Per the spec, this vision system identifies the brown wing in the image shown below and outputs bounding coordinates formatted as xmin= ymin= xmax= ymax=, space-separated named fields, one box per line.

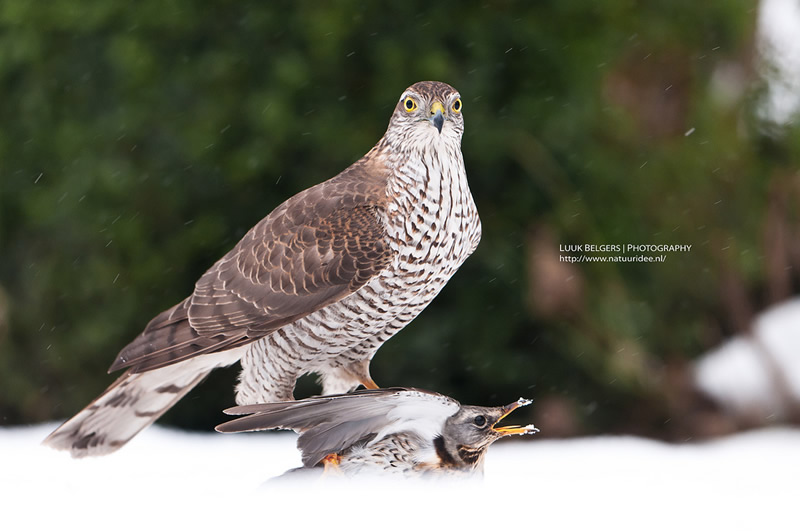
xmin=109 ymin=158 xmax=392 ymax=373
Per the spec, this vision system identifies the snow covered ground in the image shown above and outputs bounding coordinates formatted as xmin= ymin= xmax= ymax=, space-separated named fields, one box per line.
xmin=2 ymin=423 xmax=798 ymax=530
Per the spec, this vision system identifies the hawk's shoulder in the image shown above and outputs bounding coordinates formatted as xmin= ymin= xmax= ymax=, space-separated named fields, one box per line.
xmin=110 ymin=150 xmax=395 ymax=373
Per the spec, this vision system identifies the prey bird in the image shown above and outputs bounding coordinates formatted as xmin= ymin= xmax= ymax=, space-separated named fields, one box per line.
xmin=216 ymin=387 xmax=538 ymax=478
xmin=45 ymin=81 xmax=481 ymax=457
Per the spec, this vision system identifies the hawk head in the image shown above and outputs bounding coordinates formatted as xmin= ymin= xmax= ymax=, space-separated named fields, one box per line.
xmin=386 ymin=81 xmax=464 ymax=148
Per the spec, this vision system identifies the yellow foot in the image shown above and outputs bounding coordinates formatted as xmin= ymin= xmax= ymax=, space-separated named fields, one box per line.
xmin=322 ymin=453 xmax=343 ymax=476
xmin=360 ymin=377 xmax=379 ymax=390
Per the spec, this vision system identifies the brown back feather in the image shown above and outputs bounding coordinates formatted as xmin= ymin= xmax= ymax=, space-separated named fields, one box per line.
xmin=110 ymin=153 xmax=393 ymax=373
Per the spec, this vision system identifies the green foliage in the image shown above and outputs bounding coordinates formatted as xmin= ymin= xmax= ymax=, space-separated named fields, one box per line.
xmin=1 ymin=1 xmax=796 ymax=437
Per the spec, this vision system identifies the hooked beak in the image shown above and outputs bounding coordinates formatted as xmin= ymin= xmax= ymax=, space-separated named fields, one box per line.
xmin=429 ymin=101 xmax=445 ymax=133
xmin=492 ymin=398 xmax=539 ymax=437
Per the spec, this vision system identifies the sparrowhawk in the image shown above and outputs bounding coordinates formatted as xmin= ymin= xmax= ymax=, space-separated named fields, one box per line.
xmin=217 ymin=387 xmax=537 ymax=478
xmin=45 ymin=81 xmax=482 ymax=457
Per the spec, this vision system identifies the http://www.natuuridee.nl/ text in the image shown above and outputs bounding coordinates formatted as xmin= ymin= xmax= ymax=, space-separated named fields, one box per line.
xmin=558 ymin=243 xmax=692 ymax=263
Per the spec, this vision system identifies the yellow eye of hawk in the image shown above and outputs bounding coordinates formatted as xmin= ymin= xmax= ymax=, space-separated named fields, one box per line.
xmin=452 ymin=98 xmax=462 ymax=113
xmin=403 ymin=97 xmax=418 ymax=112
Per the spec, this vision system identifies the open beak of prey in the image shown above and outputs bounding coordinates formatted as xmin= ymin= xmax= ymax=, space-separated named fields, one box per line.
xmin=492 ymin=398 xmax=539 ymax=437
xmin=430 ymin=101 xmax=445 ymax=133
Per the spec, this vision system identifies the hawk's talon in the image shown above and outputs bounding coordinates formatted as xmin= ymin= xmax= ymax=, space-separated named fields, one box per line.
xmin=322 ymin=453 xmax=343 ymax=476
xmin=360 ymin=377 xmax=379 ymax=390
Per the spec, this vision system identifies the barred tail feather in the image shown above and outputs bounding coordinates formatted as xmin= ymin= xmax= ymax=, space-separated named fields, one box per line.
xmin=43 ymin=350 xmax=242 ymax=458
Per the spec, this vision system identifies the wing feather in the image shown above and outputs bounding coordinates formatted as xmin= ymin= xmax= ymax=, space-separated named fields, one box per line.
xmin=110 ymin=157 xmax=392 ymax=373
xmin=216 ymin=388 xmax=460 ymax=467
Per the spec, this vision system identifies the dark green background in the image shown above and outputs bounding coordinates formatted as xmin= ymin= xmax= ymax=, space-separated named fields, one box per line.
xmin=2 ymin=1 xmax=797 ymax=438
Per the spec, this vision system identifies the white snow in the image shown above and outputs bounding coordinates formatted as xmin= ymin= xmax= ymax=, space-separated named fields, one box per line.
xmin=758 ymin=0 xmax=800 ymax=124
xmin=2 ymin=423 xmax=798 ymax=530
xmin=695 ymin=298 xmax=800 ymax=421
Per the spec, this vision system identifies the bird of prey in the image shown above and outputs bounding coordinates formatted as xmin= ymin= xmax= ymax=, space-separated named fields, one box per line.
xmin=216 ymin=388 xmax=538 ymax=478
xmin=44 ymin=81 xmax=482 ymax=457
